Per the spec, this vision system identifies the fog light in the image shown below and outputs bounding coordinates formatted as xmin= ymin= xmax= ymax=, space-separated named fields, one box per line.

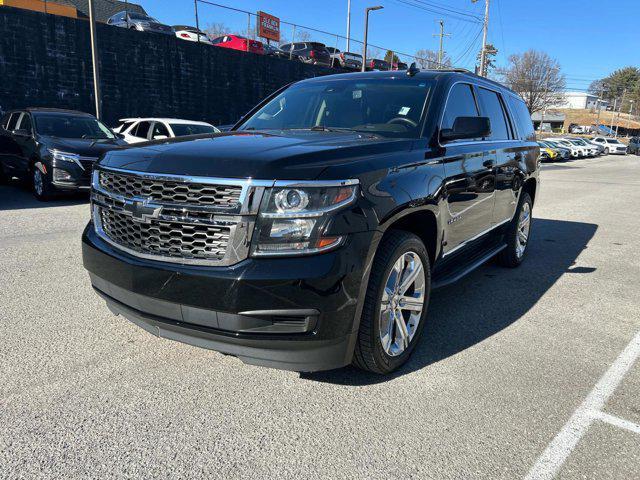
xmin=53 ymin=168 xmax=73 ymax=182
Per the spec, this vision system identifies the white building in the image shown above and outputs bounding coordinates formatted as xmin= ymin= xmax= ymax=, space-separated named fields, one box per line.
xmin=559 ymin=91 xmax=609 ymax=110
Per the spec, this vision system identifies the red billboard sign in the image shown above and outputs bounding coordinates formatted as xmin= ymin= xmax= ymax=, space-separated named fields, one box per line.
xmin=258 ymin=11 xmax=280 ymax=42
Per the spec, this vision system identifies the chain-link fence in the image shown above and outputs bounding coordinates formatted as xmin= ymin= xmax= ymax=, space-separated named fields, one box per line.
xmin=192 ymin=0 xmax=456 ymax=69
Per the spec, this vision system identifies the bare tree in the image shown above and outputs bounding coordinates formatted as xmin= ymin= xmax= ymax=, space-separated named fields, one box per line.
xmin=205 ymin=22 xmax=230 ymax=39
xmin=295 ymin=30 xmax=312 ymax=42
xmin=414 ymin=49 xmax=451 ymax=69
xmin=500 ymin=50 xmax=566 ymax=113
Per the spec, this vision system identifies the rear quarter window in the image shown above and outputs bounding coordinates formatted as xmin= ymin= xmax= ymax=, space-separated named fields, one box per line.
xmin=507 ymin=96 xmax=535 ymax=141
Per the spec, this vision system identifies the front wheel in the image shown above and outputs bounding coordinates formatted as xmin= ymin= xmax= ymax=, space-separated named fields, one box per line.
xmin=353 ymin=230 xmax=431 ymax=374
xmin=32 ymin=167 xmax=55 ymax=201
xmin=604 ymin=148 xmax=610 ymax=155
xmin=497 ymin=192 xmax=532 ymax=268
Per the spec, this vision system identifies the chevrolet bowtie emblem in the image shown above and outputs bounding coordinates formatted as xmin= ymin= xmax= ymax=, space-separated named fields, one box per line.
xmin=122 ymin=199 xmax=162 ymax=223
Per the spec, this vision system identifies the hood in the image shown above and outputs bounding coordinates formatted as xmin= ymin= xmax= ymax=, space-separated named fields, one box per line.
xmin=98 ymin=130 xmax=414 ymax=180
xmin=40 ymin=136 xmax=127 ymax=158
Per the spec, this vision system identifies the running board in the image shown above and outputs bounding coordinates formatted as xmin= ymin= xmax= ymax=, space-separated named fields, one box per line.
xmin=432 ymin=243 xmax=507 ymax=289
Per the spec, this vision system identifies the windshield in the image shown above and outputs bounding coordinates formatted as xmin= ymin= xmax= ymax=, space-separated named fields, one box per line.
xmin=238 ymin=78 xmax=432 ymax=138
xmin=129 ymin=13 xmax=157 ymax=22
xmin=605 ymin=138 xmax=621 ymax=144
xmin=35 ymin=115 xmax=115 ymax=139
xmin=170 ymin=123 xmax=218 ymax=136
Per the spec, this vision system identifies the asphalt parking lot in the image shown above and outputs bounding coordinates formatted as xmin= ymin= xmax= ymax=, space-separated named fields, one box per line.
xmin=1 ymin=154 xmax=639 ymax=479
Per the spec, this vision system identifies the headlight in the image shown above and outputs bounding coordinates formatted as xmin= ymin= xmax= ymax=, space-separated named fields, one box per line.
xmin=251 ymin=181 xmax=358 ymax=257
xmin=48 ymin=149 xmax=83 ymax=169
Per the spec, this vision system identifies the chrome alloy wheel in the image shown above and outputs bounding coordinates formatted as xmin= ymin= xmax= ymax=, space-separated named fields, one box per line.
xmin=379 ymin=251 xmax=426 ymax=357
xmin=516 ymin=201 xmax=531 ymax=259
xmin=33 ymin=169 xmax=44 ymax=196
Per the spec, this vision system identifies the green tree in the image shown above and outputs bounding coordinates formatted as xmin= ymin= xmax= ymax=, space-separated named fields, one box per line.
xmin=589 ymin=67 xmax=640 ymax=111
xmin=477 ymin=43 xmax=498 ymax=75
xmin=384 ymin=50 xmax=399 ymax=64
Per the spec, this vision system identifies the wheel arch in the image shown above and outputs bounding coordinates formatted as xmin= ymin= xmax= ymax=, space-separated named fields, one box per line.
xmin=522 ymin=177 xmax=537 ymax=206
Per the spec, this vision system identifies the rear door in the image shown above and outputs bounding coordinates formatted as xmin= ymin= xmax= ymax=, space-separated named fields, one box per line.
xmin=440 ymin=83 xmax=495 ymax=255
xmin=475 ymin=86 xmax=518 ymax=225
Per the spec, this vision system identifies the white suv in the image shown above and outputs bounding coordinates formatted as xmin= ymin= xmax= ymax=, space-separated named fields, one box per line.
xmin=113 ymin=118 xmax=220 ymax=144
xmin=590 ymin=137 xmax=628 ymax=155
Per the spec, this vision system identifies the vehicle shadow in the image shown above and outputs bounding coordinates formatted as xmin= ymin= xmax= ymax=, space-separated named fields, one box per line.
xmin=301 ymin=218 xmax=598 ymax=386
xmin=0 ymin=182 xmax=89 ymax=211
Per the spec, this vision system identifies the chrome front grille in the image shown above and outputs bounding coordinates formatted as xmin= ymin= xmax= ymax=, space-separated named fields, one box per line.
xmin=99 ymin=170 xmax=242 ymax=208
xmin=91 ymin=167 xmax=270 ymax=266
xmin=100 ymin=208 xmax=230 ymax=261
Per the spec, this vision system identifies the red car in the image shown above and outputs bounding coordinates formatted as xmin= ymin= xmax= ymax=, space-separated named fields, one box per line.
xmin=210 ymin=35 xmax=264 ymax=55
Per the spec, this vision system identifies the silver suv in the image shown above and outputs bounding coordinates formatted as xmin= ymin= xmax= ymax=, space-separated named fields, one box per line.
xmin=107 ymin=11 xmax=173 ymax=35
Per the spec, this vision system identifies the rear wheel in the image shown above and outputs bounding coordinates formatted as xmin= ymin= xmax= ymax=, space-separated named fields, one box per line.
xmin=353 ymin=230 xmax=431 ymax=374
xmin=497 ymin=192 xmax=532 ymax=268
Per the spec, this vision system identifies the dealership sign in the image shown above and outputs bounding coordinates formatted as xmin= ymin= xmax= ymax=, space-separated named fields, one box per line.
xmin=258 ymin=11 xmax=280 ymax=42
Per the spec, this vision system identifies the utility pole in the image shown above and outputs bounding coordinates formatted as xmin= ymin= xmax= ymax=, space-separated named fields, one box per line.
xmin=346 ymin=0 xmax=352 ymax=52
xmin=615 ymin=88 xmax=627 ymax=138
xmin=609 ymin=97 xmax=617 ymax=134
xmin=433 ymin=20 xmax=451 ymax=69
xmin=595 ymin=84 xmax=604 ymax=130
xmin=194 ymin=0 xmax=200 ymax=43
xmin=88 ymin=0 xmax=101 ymax=119
xmin=473 ymin=0 xmax=490 ymax=77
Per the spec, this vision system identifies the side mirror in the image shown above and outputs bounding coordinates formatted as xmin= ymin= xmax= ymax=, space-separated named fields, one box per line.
xmin=440 ymin=116 xmax=491 ymax=142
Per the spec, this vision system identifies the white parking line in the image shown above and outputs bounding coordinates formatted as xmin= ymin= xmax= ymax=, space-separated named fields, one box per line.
xmin=594 ymin=411 xmax=640 ymax=435
xmin=525 ymin=330 xmax=640 ymax=480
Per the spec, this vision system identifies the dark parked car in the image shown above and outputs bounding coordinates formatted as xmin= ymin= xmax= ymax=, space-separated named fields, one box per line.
xmin=279 ymin=42 xmax=331 ymax=66
xmin=107 ymin=11 xmax=173 ymax=35
xmin=628 ymin=136 xmax=640 ymax=155
xmin=367 ymin=58 xmax=390 ymax=71
xmin=83 ymin=70 xmax=539 ymax=374
xmin=264 ymin=43 xmax=299 ymax=60
xmin=0 ymin=108 xmax=126 ymax=200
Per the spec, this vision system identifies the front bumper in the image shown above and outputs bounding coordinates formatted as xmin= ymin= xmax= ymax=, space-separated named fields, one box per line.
xmin=82 ymin=224 xmax=374 ymax=371
xmin=51 ymin=163 xmax=92 ymax=191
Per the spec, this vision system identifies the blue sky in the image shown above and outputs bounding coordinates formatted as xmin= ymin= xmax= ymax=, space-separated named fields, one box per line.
xmin=138 ymin=0 xmax=638 ymax=91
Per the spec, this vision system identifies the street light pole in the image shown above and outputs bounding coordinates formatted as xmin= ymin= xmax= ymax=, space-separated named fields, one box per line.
xmin=346 ymin=0 xmax=351 ymax=52
xmin=433 ymin=20 xmax=451 ymax=69
xmin=361 ymin=6 xmax=383 ymax=72
xmin=88 ymin=0 xmax=101 ymax=120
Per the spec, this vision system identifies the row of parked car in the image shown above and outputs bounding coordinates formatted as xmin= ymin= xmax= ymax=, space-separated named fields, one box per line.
xmin=0 ymin=108 xmax=221 ymax=200
xmin=537 ymin=136 xmax=629 ymax=161
xmin=106 ymin=11 xmax=407 ymax=71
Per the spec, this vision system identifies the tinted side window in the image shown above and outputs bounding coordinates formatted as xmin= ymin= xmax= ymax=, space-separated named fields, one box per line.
xmin=6 ymin=113 xmax=20 ymax=131
xmin=477 ymin=88 xmax=510 ymax=140
xmin=151 ymin=122 xmax=170 ymax=138
xmin=507 ymin=96 xmax=535 ymax=141
xmin=18 ymin=113 xmax=32 ymax=133
xmin=442 ymin=83 xmax=479 ymax=131
xmin=133 ymin=121 xmax=152 ymax=139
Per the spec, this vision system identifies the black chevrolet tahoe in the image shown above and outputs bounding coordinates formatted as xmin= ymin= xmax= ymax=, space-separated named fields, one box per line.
xmin=82 ymin=69 xmax=539 ymax=374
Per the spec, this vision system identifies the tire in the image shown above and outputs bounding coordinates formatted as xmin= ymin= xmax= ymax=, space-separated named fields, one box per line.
xmin=32 ymin=166 xmax=55 ymax=201
xmin=353 ymin=230 xmax=431 ymax=374
xmin=604 ymin=148 xmax=610 ymax=155
xmin=497 ymin=192 xmax=532 ymax=268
